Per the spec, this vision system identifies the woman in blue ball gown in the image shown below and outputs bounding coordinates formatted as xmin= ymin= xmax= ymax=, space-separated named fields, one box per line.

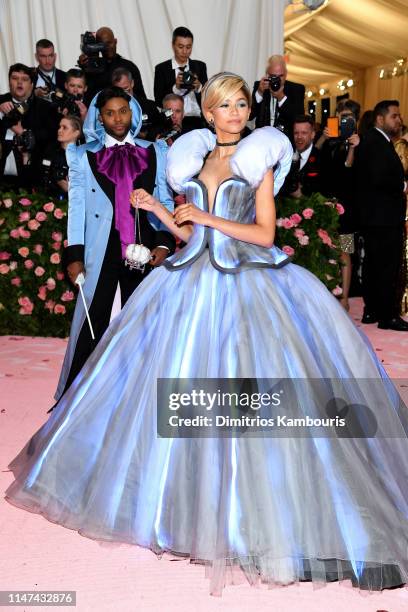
xmin=5 ymin=73 xmax=408 ymax=595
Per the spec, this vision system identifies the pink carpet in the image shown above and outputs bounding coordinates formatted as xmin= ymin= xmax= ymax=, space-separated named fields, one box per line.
xmin=1 ymin=298 xmax=408 ymax=611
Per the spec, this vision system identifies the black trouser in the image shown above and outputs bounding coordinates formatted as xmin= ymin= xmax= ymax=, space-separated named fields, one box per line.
xmin=361 ymin=226 xmax=404 ymax=322
xmin=62 ymin=227 xmax=150 ymax=395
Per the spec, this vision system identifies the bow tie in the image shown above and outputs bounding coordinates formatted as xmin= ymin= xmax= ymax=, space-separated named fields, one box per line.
xmin=96 ymin=143 xmax=151 ymax=258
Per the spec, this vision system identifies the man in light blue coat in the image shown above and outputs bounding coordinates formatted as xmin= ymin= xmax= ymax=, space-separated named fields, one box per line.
xmin=54 ymin=87 xmax=175 ymax=402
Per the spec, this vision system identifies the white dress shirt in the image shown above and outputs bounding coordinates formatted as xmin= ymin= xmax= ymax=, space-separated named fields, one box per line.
xmin=171 ymin=58 xmax=201 ymax=117
xmin=255 ymin=89 xmax=287 ymax=126
xmin=298 ymin=143 xmax=313 ymax=170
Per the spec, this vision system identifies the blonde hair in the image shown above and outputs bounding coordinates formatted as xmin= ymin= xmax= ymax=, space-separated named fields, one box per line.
xmin=201 ymin=72 xmax=251 ymax=119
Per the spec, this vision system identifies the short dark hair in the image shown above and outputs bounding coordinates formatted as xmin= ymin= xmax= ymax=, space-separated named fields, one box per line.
xmin=294 ymin=114 xmax=315 ymax=128
xmin=95 ymin=87 xmax=130 ymax=110
xmin=111 ymin=67 xmax=133 ymax=84
xmin=336 ymin=99 xmax=361 ymax=121
xmin=36 ymin=39 xmax=54 ymax=50
xmin=8 ymin=63 xmax=35 ymax=83
xmin=65 ymin=68 xmax=86 ymax=83
xmin=373 ymin=99 xmax=399 ymax=119
xmin=172 ymin=27 xmax=194 ymax=44
xmin=162 ymin=93 xmax=184 ymax=106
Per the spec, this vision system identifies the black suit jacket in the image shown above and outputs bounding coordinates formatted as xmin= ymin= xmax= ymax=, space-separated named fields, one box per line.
xmin=154 ymin=59 xmax=208 ymax=108
xmin=0 ymin=92 xmax=59 ymax=188
xmin=281 ymin=145 xmax=322 ymax=197
xmin=35 ymin=67 xmax=66 ymax=91
xmin=355 ymin=127 xmax=405 ymax=228
xmin=251 ymin=79 xmax=305 ymax=138
xmin=83 ymin=54 xmax=146 ymax=105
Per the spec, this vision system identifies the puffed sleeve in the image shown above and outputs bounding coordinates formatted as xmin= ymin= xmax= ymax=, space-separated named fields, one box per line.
xmin=166 ymin=128 xmax=216 ymax=193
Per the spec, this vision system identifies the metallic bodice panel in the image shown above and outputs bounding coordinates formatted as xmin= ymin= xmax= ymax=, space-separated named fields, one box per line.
xmin=164 ymin=178 xmax=290 ymax=273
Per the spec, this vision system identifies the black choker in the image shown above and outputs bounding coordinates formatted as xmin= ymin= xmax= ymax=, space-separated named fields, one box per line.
xmin=216 ymin=139 xmax=240 ymax=147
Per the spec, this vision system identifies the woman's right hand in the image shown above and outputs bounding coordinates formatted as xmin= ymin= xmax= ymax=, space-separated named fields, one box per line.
xmin=130 ymin=189 xmax=159 ymax=212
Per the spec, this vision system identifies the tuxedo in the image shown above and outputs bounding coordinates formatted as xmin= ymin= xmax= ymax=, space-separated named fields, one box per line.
xmin=154 ymin=58 xmax=208 ymax=108
xmin=355 ymin=127 xmax=406 ymax=322
xmin=0 ymin=92 xmax=59 ymax=188
xmin=251 ymin=79 xmax=305 ymax=140
xmin=55 ymin=97 xmax=175 ymax=401
xmin=282 ymin=144 xmax=321 ymax=197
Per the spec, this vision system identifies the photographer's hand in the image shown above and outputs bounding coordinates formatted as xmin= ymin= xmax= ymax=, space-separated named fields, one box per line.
xmin=75 ymin=100 xmax=88 ymax=120
xmin=271 ymin=82 xmax=285 ymax=102
xmin=0 ymin=101 xmax=14 ymax=114
xmin=34 ymin=87 xmax=49 ymax=99
xmin=57 ymin=179 xmax=69 ymax=193
xmin=77 ymin=54 xmax=89 ymax=68
xmin=11 ymin=121 xmax=24 ymax=136
xmin=193 ymin=75 xmax=202 ymax=92
xmin=257 ymin=77 xmax=270 ymax=96
xmin=175 ymin=71 xmax=185 ymax=89
xmin=348 ymin=133 xmax=360 ymax=149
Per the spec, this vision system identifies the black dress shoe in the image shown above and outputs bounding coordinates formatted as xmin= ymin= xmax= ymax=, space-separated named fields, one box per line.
xmin=378 ymin=317 xmax=408 ymax=331
xmin=361 ymin=310 xmax=378 ymax=324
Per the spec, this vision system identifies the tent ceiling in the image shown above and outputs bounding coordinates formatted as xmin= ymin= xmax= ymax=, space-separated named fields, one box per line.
xmin=284 ymin=0 xmax=408 ymax=85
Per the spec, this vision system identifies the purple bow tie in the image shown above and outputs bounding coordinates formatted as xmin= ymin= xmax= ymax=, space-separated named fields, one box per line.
xmin=96 ymin=143 xmax=151 ymax=258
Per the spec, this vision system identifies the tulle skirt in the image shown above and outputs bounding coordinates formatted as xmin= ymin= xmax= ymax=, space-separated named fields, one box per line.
xmin=5 ymin=252 xmax=408 ymax=594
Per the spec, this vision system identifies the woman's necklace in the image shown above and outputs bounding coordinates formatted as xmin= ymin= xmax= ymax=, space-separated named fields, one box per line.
xmin=215 ymin=139 xmax=240 ymax=147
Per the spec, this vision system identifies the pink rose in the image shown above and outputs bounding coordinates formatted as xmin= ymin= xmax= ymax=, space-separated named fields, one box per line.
xmin=52 ymin=231 xmax=63 ymax=242
xmin=0 ymin=263 xmax=10 ymax=274
xmin=298 ymin=234 xmax=310 ymax=246
xmin=61 ymin=290 xmax=75 ymax=302
xmin=34 ymin=266 xmax=45 ymax=277
xmin=56 ymin=272 xmax=65 ymax=281
xmin=46 ymin=278 xmax=56 ymax=290
xmin=282 ymin=245 xmax=295 ymax=256
xmin=336 ymin=203 xmax=345 ymax=215
xmin=43 ymin=202 xmax=55 ymax=212
xmin=38 ymin=285 xmax=47 ymax=301
xmin=19 ymin=198 xmax=32 ymax=207
xmin=52 ymin=242 xmax=61 ymax=251
xmin=35 ymin=211 xmax=47 ymax=222
xmin=10 ymin=229 xmax=20 ymax=239
xmin=24 ymin=259 xmax=34 ymax=269
xmin=302 ymin=208 xmax=314 ymax=219
xmin=332 ymin=286 xmax=343 ymax=296
xmin=3 ymin=198 xmax=13 ymax=208
xmin=45 ymin=299 xmax=55 ymax=312
xmin=294 ymin=228 xmax=305 ymax=238
xmin=276 ymin=218 xmax=284 ymax=228
xmin=18 ymin=227 xmax=31 ymax=238
xmin=54 ymin=303 xmax=66 ymax=315
xmin=18 ymin=296 xmax=34 ymax=315
xmin=50 ymin=253 xmax=61 ymax=264
xmin=0 ymin=251 xmax=11 ymax=260
xmin=329 ymin=259 xmax=337 ymax=264
xmin=282 ymin=218 xmax=294 ymax=229
xmin=18 ymin=247 xmax=29 ymax=258
xmin=317 ymin=228 xmax=333 ymax=247
xmin=11 ymin=277 xmax=21 ymax=286
xmin=9 ymin=261 xmax=17 ymax=270
xmin=28 ymin=219 xmax=41 ymax=231
xmin=290 ymin=213 xmax=302 ymax=226
xmin=19 ymin=211 xmax=30 ymax=222
xmin=54 ymin=208 xmax=64 ymax=219
xmin=33 ymin=244 xmax=43 ymax=255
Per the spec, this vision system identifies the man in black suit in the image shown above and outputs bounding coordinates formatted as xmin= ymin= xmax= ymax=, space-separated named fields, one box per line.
xmin=34 ymin=38 xmax=66 ymax=97
xmin=282 ymin=114 xmax=322 ymax=197
xmin=79 ymin=27 xmax=146 ymax=104
xmin=154 ymin=26 xmax=207 ymax=130
xmin=356 ymin=99 xmax=408 ymax=331
xmin=0 ymin=63 xmax=59 ymax=189
xmin=251 ymin=55 xmax=305 ymax=141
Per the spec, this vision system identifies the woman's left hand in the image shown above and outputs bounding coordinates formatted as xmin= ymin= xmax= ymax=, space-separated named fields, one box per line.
xmin=173 ymin=203 xmax=209 ymax=226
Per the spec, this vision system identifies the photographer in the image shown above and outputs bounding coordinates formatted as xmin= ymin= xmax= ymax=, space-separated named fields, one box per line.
xmin=0 ymin=63 xmax=59 ymax=189
xmin=78 ymin=27 xmax=146 ymax=104
xmin=154 ymin=26 xmax=208 ymax=130
xmin=34 ymin=39 xmax=66 ymax=99
xmin=62 ymin=69 xmax=88 ymax=120
xmin=282 ymin=115 xmax=321 ymax=198
xmin=41 ymin=115 xmax=82 ymax=196
xmin=251 ymin=55 xmax=305 ymax=141
xmin=319 ymin=99 xmax=361 ymax=311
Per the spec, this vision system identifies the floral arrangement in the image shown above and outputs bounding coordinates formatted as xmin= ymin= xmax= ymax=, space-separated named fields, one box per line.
xmin=274 ymin=192 xmax=343 ymax=295
xmin=0 ymin=191 xmax=75 ymax=337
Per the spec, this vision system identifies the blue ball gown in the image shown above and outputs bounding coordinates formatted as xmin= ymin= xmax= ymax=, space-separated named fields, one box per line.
xmin=5 ymin=128 xmax=408 ymax=595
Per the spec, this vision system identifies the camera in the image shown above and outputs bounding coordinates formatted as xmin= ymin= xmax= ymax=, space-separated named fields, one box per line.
xmin=13 ymin=130 xmax=35 ymax=152
xmin=2 ymin=101 xmax=29 ymax=129
xmin=140 ymin=106 xmax=174 ymax=141
xmin=42 ymin=154 xmax=69 ymax=192
xmin=179 ymin=68 xmax=195 ymax=90
xmin=49 ymin=90 xmax=82 ymax=116
xmin=80 ymin=32 xmax=107 ymax=73
xmin=267 ymin=75 xmax=282 ymax=92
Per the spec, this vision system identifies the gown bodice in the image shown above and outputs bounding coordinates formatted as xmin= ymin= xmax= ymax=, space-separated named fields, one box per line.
xmin=164 ymin=176 xmax=290 ymax=273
